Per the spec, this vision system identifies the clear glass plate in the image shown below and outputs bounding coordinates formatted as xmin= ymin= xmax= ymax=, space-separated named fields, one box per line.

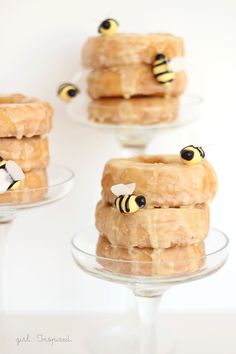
xmin=0 ymin=163 xmax=74 ymax=213
xmin=68 ymin=95 xmax=202 ymax=131
xmin=71 ymin=226 xmax=229 ymax=354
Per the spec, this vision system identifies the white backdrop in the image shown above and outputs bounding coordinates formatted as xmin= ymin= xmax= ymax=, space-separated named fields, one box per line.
xmin=0 ymin=0 xmax=236 ymax=313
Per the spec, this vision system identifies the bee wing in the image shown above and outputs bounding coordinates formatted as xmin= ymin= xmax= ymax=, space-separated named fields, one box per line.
xmin=169 ymin=57 xmax=185 ymax=72
xmin=111 ymin=183 xmax=136 ymax=196
xmin=5 ymin=161 xmax=25 ymax=181
xmin=0 ymin=169 xmax=11 ymax=193
xmin=125 ymin=183 xmax=136 ymax=195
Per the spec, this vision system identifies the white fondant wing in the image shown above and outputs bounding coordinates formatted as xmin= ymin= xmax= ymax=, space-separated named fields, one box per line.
xmin=111 ymin=183 xmax=136 ymax=196
xmin=125 ymin=183 xmax=136 ymax=195
xmin=0 ymin=169 xmax=12 ymax=193
xmin=5 ymin=161 xmax=25 ymax=181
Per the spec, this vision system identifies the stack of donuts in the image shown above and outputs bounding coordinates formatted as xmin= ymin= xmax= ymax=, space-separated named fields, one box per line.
xmin=82 ymin=20 xmax=187 ymax=125
xmin=0 ymin=94 xmax=53 ymax=203
xmin=96 ymin=147 xmax=218 ymax=276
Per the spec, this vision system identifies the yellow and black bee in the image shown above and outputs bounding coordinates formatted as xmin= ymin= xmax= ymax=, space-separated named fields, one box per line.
xmin=0 ymin=157 xmax=24 ymax=193
xmin=180 ymin=145 xmax=205 ymax=165
xmin=57 ymin=83 xmax=80 ymax=102
xmin=152 ymin=53 xmax=175 ymax=85
xmin=111 ymin=183 xmax=146 ymax=214
xmin=98 ymin=18 xmax=119 ymax=35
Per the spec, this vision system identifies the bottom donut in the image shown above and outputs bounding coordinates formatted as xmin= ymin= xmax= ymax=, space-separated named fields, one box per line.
xmin=96 ymin=235 xmax=205 ymax=277
xmin=0 ymin=168 xmax=48 ymax=204
xmin=89 ymin=97 xmax=179 ymax=125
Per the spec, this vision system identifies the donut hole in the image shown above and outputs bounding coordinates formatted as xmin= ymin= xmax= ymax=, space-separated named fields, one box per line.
xmin=131 ymin=155 xmax=180 ymax=165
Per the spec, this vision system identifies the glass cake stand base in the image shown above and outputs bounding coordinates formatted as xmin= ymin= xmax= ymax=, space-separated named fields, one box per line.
xmin=87 ymin=324 xmax=175 ymax=354
xmin=0 ymin=164 xmax=74 ymax=311
xmin=71 ymin=226 xmax=229 ymax=354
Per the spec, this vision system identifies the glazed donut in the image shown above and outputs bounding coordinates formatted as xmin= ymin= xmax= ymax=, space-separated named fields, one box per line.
xmin=89 ymin=97 xmax=179 ymax=125
xmin=0 ymin=168 xmax=48 ymax=204
xmin=102 ymin=155 xmax=218 ymax=207
xmin=96 ymin=201 xmax=209 ymax=249
xmin=82 ymin=33 xmax=184 ymax=69
xmin=87 ymin=66 xmax=187 ymax=99
xmin=0 ymin=94 xmax=53 ymax=139
xmin=0 ymin=136 xmax=49 ymax=172
xmin=96 ymin=236 xmax=205 ymax=276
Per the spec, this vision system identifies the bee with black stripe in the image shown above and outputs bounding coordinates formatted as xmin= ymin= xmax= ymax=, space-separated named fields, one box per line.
xmin=180 ymin=145 xmax=205 ymax=165
xmin=98 ymin=19 xmax=119 ymax=36
xmin=152 ymin=53 xmax=175 ymax=85
xmin=57 ymin=83 xmax=80 ymax=102
xmin=0 ymin=157 xmax=24 ymax=193
xmin=111 ymin=183 xmax=146 ymax=214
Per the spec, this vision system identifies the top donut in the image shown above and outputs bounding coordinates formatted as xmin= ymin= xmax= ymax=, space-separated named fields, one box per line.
xmin=101 ymin=154 xmax=218 ymax=207
xmin=82 ymin=33 xmax=185 ymax=69
xmin=0 ymin=94 xmax=53 ymax=139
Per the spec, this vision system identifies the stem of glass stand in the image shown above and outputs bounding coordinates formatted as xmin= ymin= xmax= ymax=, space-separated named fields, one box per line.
xmin=136 ymin=295 xmax=162 ymax=354
xmin=121 ymin=145 xmax=147 ymax=158
xmin=0 ymin=217 xmax=14 ymax=312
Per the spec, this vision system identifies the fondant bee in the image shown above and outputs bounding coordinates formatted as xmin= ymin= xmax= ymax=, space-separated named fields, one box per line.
xmin=111 ymin=183 xmax=146 ymax=214
xmin=57 ymin=83 xmax=80 ymax=102
xmin=180 ymin=145 xmax=205 ymax=165
xmin=98 ymin=19 xmax=119 ymax=36
xmin=0 ymin=157 xmax=24 ymax=193
xmin=152 ymin=53 xmax=175 ymax=85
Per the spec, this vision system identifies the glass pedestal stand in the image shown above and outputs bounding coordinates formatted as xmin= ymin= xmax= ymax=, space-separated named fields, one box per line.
xmin=67 ymin=95 xmax=202 ymax=157
xmin=0 ymin=164 xmax=74 ymax=311
xmin=71 ymin=226 xmax=229 ymax=354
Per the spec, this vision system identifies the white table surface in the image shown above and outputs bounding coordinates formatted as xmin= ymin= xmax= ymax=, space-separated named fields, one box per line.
xmin=1 ymin=312 xmax=235 ymax=354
